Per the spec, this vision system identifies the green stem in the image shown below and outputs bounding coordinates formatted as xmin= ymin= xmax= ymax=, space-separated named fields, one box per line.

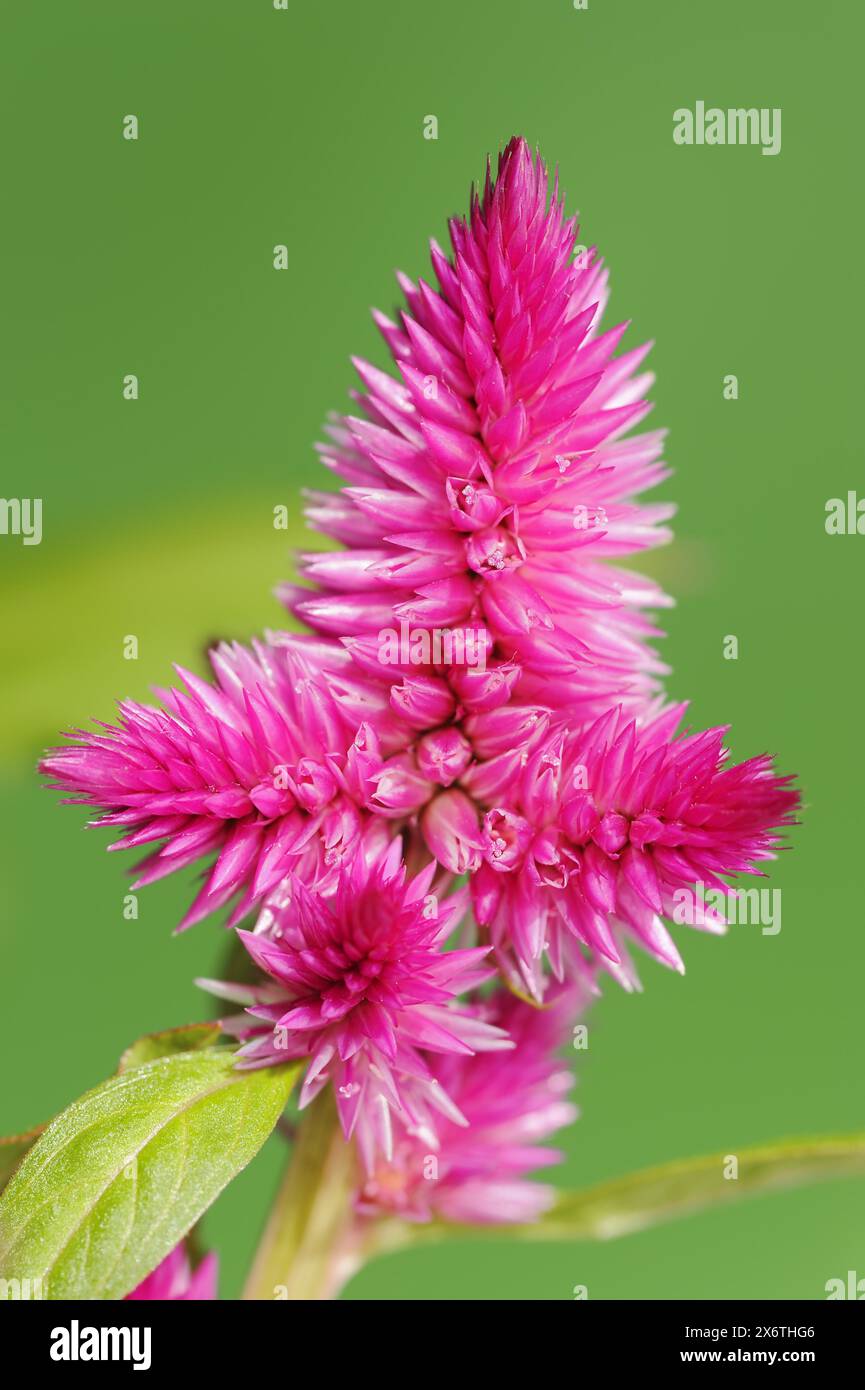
xmin=362 ymin=1129 xmax=865 ymax=1258
xmin=243 ymin=1090 xmax=359 ymax=1301
xmin=243 ymin=1122 xmax=865 ymax=1294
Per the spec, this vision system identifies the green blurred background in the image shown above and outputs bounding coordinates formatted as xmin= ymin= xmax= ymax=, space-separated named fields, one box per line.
xmin=2 ymin=0 xmax=862 ymax=1299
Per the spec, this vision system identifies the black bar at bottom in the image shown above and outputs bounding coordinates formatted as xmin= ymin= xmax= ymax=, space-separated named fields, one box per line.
xmin=0 ymin=1296 xmax=861 ymax=1373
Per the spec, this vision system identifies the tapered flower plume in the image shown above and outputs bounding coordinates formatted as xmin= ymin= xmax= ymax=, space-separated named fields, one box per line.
xmin=126 ymin=1244 xmax=217 ymax=1301
xmin=357 ymin=983 xmax=587 ymax=1224
xmin=203 ymin=839 xmax=512 ymax=1169
xmin=41 ymin=638 xmax=387 ymax=929
xmin=470 ymin=705 xmax=799 ymax=996
xmin=290 ymin=135 xmax=673 ymax=723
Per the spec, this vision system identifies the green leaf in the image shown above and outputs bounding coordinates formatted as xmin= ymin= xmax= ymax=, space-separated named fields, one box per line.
xmin=118 ymin=1021 xmax=223 ymax=1072
xmin=373 ymin=1131 xmax=865 ymax=1252
xmin=0 ymin=1025 xmax=223 ymax=1197
xmin=0 ymin=1049 xmax=302 ymax=1299
xmin=0 ymin=1127 xmax=45 ymax=1196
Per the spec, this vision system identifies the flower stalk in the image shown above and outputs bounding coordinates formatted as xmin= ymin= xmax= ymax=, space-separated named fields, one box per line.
xmin=360 ymin=1130 xmax=865 ymax=1260
xmin=243 ymin=1092 xmax=360 ymax=1301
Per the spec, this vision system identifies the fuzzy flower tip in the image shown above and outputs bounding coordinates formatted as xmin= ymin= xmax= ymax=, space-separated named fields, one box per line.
xmin=125 ymin=1245 xmax=217 ymax=1301
xmin=201 ymin=840 xmax=513 ymax=1170
xmin=357 ymin=984 xmax=586 ymax=1225
xmin=472 ymin=706 xmax=799 ymax=997
xmin=291 ymin=134 xmax=674 ymax=725
xmin=40 ymin=638 xmax=388 ymax=930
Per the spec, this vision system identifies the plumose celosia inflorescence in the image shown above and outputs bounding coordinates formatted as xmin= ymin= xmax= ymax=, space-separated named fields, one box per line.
xmin=201 ymin=841 xmax=512 ymax=1170
xmin=42 ymin=135 xmax=798 ymax=1217
xmin=356 ymin=982 xmax=587 ymax=1224
xmin=42 ymin=638 xmax=388 ymax=929
xmin=471 ymin=706 xmax=798 ymax=997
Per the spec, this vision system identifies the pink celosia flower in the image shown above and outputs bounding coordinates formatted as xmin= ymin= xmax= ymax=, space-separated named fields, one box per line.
xmin=470 ymin=706 xmax=799 ymax=996
xmin=357 ymin=984 xmax=587 ymax=1224
xmin=40 ymin=133 xmax=801 ymax=1182
xmin=201 ymin=839 xmax=513 ymax=1169
xmin=125 ymin=1244 xmax=217 ymax=1301
xmin=41 ymin=639 xmax=386 ymax=928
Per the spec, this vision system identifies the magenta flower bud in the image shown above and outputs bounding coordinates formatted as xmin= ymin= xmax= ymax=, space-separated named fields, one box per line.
xmin=395 ymin=576 xmax=476 ymax=627
xmin=369 ymin=754 xmax=434 ymax=816
xmin=486 ymin=399 xmax=529 ymax=457
xmin=206 ymin=786 xmax=256 ymax=818
xmin=579 ymin=842 xmax=617 ymax=915
xmin=450 ymin=660 xmax=520 ymax=713
xmin=460 ymin=747 xmax=526 ymax=802
xmin=416 ymin=727 xmax=473 ymax=786
xmin=421 ymin=788 xmax=482 ymax=874
xmin=465 ymin=526 xmax=522 ymax=575
xmin=442 ymin=625 xmax=493 ymax=672
xmin=248 ymin=780 xmax=294 ymax=819
xmin=340 ymin=722 xmax=384 ymax=800
xmin=463 ymin=704 xmax=549 ymax=759
xmin=389 ymin=674 xmax=456 ymax=729
xmin=621 ymin=844 xmax=663 ymax=914
xmin=318 ymin=801 xmax=364 ymax=871
xmin=420 ymin=417 xmax=488 ymax=474
xmin=560 ymin=791 xmax=599 ymax=844
xmin=445 ymin=477 xmax=507 ymax=532
xmin=529 ymin=827 xmax=567 ymax=887
xmin=591 ymin=811 xmax=630 ymax=856
xmin=482 ymin=808 xmax=533 ymax=871
xmin=630 ymin=811 xmax=664 ymax=849
xmin=291 ymin=758 xmax=338 ymax=813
